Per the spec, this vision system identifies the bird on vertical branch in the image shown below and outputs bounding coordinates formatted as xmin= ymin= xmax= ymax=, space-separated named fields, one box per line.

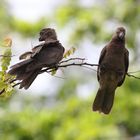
xmin=93 ymin=27 xmax=129 ymax=114
xmin=8 ymin=28 xmax=65 ymax=89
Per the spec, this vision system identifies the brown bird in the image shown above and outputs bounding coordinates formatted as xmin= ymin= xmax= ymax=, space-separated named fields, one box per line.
xmin=93 ymin=27 xmax=129 ymax=114
xmin=8 ymin=28 xmax=65 ymax=89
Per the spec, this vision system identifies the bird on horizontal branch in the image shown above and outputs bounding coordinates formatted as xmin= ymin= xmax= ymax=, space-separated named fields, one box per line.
xmin=8 ymin=28 xmax=65 ymax=89
xmin=92 ymin=27 xmax=129 ymax=114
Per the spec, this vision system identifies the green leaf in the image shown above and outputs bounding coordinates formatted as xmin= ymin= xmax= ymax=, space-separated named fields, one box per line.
xmin=63 ymin=47 xmax=76 ymax=58
xmin=51 ymin=68 xmax=57 ymax=76
xmin=1 ymin=48 xmax=12 ymax=71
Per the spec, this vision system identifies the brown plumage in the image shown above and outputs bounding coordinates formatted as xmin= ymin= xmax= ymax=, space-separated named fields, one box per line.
xmin=8 ymin=28 xmax=65 ymax=89
xmin=93 ymin=27 xmax=129 ymax=114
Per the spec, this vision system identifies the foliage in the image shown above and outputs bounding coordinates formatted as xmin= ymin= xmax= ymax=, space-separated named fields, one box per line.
xmin=63 ymin=47 xmax=76 ymax=58
xmin=0 ymin=0 xmax=13 ymax=37
xmin=0 ymin=91 xmax=140 ymax=140
xmin=10 ymin=17 xmax=47 ymax=38
xmin=55 ymin=0 xmax=140 ymax=50
xmin=0 ymin=38 xmax=14 ymax=97
xmin=0 ymin=0 xmax=48 ymax=38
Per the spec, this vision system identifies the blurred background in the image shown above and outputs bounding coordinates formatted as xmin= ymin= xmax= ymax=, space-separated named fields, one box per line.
xmin=0 ymin=0 xmax=140 ymax=139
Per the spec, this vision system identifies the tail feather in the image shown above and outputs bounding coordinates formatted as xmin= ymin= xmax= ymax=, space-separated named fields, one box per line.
xmin=92 ymin=88 xmax=105 ymax=112
xmin=8 ymin=59 xmax=40 ymax=89
xmin=8 ymin=59 xmax=33 ymax=75
xmin=19 ymin=69 xmax=41 ymax=89
xmin=102 ymin=90 xmax=115 ymax=114
xmin=92 ymin=88 xmax=115 ymax=114
xmin=16 ymin=70 xmax=34 ymax=80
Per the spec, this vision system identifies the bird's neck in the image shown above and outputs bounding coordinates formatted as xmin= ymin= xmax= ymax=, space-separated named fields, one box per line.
xmin=45 ymin=37 xmax=57 ymax=42
xmin=110 ymin=37 xmax=125 ymax=45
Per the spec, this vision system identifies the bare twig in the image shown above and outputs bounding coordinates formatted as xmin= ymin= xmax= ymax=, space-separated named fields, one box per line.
xmin=0 ymin=55 xmax=15 ymax=57
xmin=60 ymin=57 xmax=85 ymax=64
xmin=12 ymin=82 xmax=21 ymax=88
xmin=127 ymin=73 xmax=140 ymax=80
xmin=9 ymin=78 xmax=17 ymax=84
xmin=58 ymin=62 xmax=99 ymax=68
xmin=39 ymin=62 xmax=98 ymax=74
xmin=40 ymin=67 xmax=54 ymax=74
xmin=0 ymin=89 xmax=5 ymax=95
xmin=127 ymin=70 xmax=140 ymax=74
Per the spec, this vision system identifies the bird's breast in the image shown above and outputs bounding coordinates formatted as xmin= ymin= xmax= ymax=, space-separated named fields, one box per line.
xmin=102 ymin=46 xmax=125 ymax=71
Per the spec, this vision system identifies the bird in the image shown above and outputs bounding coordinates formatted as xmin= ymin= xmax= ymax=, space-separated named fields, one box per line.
xmin=92 ymin=27 xmax=129 ymax=114
xmin=8 ymin=28 xmax=65 ymax=89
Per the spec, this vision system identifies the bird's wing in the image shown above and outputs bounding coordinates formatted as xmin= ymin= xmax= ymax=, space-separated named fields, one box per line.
xmin=124 ymin=48 xmax=129 ymax=73
xmin=19 ymin=51 xmax=32 ymax=60
xmin=117 ymin=48 xmax=129 ymax=86
xmin=25 ymin=42 xmax=64 ymax=72
xmin=31 ymin=41 xmax=59 ymax=58
xmin=99 ymin=46 xmax=107 ymax=64
xmin=38 ymin=43 xmax=64 ymax=65
xmin=97 ymin=46 xmax=107 ymax=81
xmin=31 ymin=43 xmax=44 ymax=58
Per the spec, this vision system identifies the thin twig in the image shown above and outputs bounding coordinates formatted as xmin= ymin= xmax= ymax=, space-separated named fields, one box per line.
xmin=0 ymin=55 xmax=15 ymax=57
xmin=58 ymin=62 xmax=99 ymax=68
xmin=127 ymin=73 xmax=140 ymax=80
xmin=40 ymin=67 xmax=54 ymax=74
xmin=12 ymin=82 xmax=21 ymax=88
xmin=0 ymin=89 xmax=5 ymax=95
xmin=128 ymin=70 xmax=140 ymax=74
xmin=59 ymin=58 xmax=85 ymax=64
xmin=9 ymin=78 xmax=17 ymax=84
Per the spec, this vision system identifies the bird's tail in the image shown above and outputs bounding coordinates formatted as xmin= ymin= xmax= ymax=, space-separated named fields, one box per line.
xmin=92 ymin=87 xmax=115 ymax=114
xmin=19 ymin=68 xmax=41 ymax=89
xmin=8 ymin=59 xmax=40 ymax=89
xmin=8 ymin=59 xmax=33 ymax=77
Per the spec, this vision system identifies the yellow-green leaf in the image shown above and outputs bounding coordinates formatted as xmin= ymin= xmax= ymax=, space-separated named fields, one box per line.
xmin=3 ymin=37 xmax=12 ymax=47
xmin=63 ymin=47 xmax=76 ymax=58
xmin=51 ymin=68 xmax=57 ymax=76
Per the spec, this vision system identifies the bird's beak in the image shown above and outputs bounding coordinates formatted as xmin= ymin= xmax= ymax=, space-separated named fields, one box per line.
xmin=118 ymin=32 xmax=125 ymax=39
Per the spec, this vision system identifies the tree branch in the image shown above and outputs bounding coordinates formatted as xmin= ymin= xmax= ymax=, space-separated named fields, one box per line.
xmin=127 ymin=73 xmax=140 ymax=80
xmin=2 ymin=57 xmax=140 ymax=93
xmin=59 ymin=57 xmax=85 ymax=64
xmin=59 ymin=62 xmax=99 ymax=68
xmin=0 ymin=55 xmax=15 ymax=57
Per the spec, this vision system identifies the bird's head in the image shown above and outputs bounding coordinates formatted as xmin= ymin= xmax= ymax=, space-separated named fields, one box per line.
xmin=116 ymin=27 xmax=126 ymax=39
xmin=39 ymin=28 xmax=57 ymax=42
xmin=112 ymin=27 xmax=126 ymax=42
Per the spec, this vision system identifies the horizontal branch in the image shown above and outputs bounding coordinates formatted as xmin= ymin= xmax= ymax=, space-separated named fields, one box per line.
xmin=60 ymin=57 xmax=85 ymax=64
xmin=2 ymin=57 xmax=140 ymax=94
xmin=40 ymin=61 xmax=98 ymax=74
xmin=58 ymin=62 xmax=99 ymax=68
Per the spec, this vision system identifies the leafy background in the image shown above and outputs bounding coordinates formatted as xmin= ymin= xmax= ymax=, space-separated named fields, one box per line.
xmin=0 ymin=0 xmax=140 ymax=139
